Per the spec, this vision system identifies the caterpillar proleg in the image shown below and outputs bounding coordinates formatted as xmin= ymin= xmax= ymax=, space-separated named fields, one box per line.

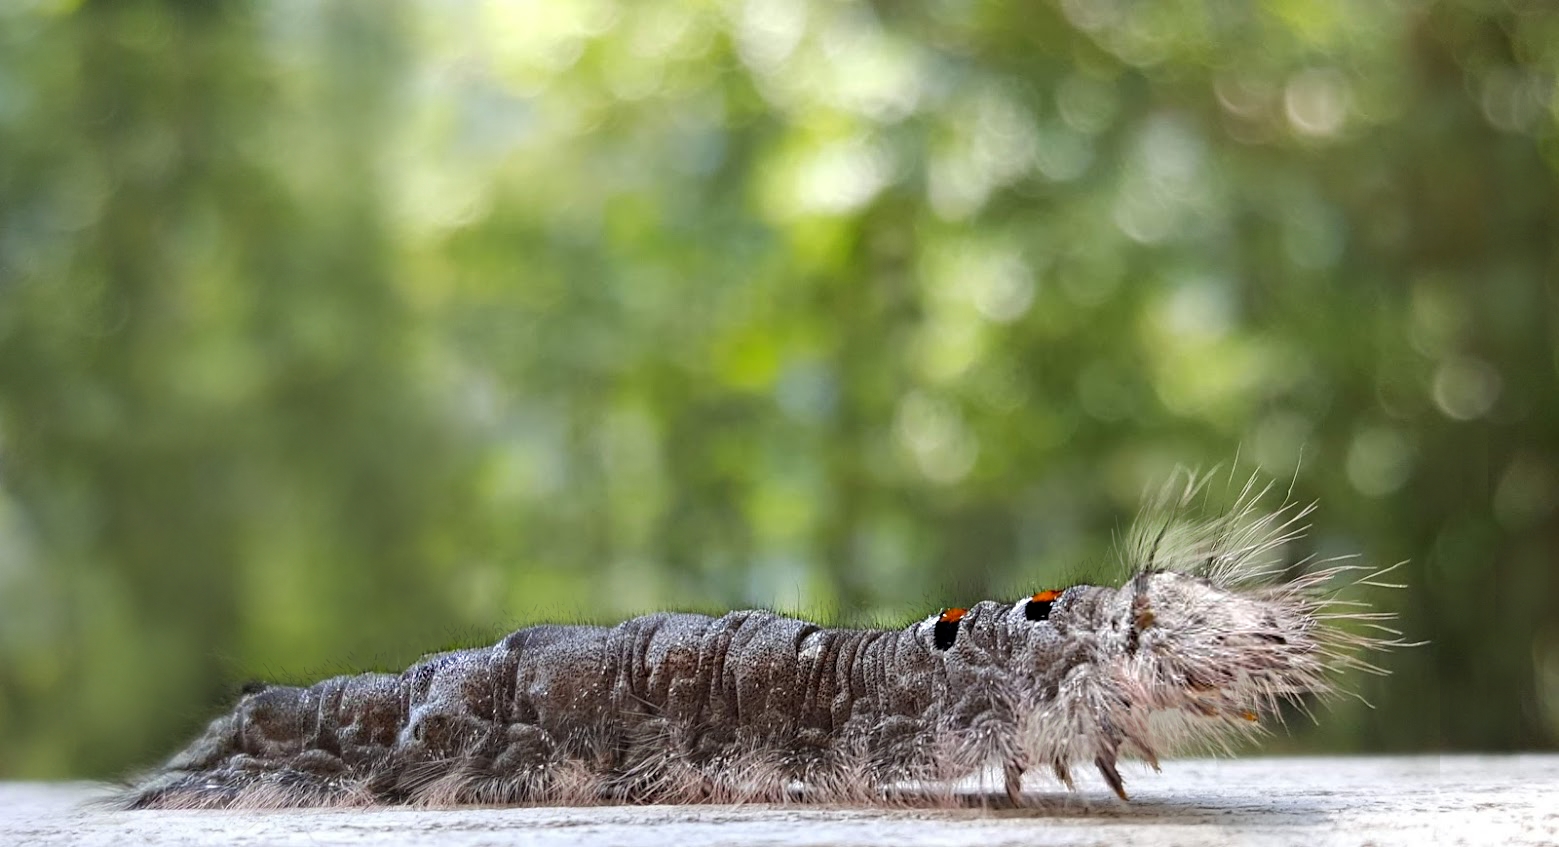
xmin=122 ymin=472 xmax=1404 ymax=809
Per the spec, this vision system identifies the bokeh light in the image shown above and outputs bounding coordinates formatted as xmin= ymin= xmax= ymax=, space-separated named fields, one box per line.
xmin=0 ymin=0 xmax=1556 ymax=779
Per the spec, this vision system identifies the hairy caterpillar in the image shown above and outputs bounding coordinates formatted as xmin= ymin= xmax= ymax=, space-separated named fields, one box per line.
xmin=121 ymin=473 xmax=1403 ymax=809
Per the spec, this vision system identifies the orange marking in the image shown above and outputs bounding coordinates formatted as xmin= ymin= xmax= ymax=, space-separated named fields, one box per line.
xmin=939 ymin=607 xmax=967 ymax=623
xmin=1032 ymin=589 xmax=1062 ymax=602
xmin=1241 ymin=711 xmax=1259 ymax=722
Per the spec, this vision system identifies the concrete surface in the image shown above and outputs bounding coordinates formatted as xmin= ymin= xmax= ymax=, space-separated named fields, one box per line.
xmin=2 ymin=755 xmax=1555 ymax=846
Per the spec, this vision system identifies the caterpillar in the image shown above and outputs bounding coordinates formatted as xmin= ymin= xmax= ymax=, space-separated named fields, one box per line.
xmin=120 ymin=472 xmax=1403 ymax=809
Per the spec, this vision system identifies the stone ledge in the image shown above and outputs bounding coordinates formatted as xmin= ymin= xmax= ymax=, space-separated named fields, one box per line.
xmin=4 ymin=755 xmax=1555 ymax=847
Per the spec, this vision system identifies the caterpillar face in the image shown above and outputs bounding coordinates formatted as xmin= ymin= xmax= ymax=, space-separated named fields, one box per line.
xmin=934 ymin=486 xmax=1392 ymax=804
xmin=985 ymin=549 xmax=1379 ymax=799
xmin=927 ymin=576 xmax=1316 ymax=800
xmin=1120 ymin=572 xmax=1325 ymax=714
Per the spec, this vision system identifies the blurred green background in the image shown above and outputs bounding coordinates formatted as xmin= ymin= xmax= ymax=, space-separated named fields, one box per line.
xmin=1 ymin=0 xmax=1556 ymax=781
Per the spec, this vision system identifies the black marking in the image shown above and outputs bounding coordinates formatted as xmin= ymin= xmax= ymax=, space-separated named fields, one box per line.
xmin=933 ymin=619 xmax=960 ymax=650
xmin=1024 ymin=599 xmax=1053 ymax=621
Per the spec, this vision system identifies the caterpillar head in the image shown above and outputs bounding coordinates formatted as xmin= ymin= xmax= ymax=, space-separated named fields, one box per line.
xmin=1116 ymin=570 xmax=1328 ymax=719
xmin=1007 ymin=473 xmax=1403 ymax=798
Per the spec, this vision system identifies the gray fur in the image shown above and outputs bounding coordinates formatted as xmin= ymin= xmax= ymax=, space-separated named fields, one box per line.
xmin=122 ymin=474 xmax=1401 ymax=809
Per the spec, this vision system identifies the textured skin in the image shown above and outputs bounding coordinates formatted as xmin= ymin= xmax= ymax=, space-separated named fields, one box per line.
xmin=123 ymin=478 xmax=1395 ymax=809
xmin=125 ymin=603 xmax=1049 ymax=807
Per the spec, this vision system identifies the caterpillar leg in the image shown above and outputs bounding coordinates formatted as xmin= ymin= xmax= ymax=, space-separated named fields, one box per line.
xmin=1095 ymin=754 xmax=1128 ymax=801
xmin=1051 ymin=759 xmax=1075 ymax=790
xmin=1003 ymin=761 xmax=1025 ymax=806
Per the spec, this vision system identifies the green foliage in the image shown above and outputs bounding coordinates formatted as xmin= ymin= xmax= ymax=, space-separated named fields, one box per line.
xmin=1 ymin=0 xmax=1555 ymax=778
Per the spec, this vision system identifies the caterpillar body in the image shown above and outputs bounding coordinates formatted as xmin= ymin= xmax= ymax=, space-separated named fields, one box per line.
xmin=123 ymin=474 xmax=1399 ymax=809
